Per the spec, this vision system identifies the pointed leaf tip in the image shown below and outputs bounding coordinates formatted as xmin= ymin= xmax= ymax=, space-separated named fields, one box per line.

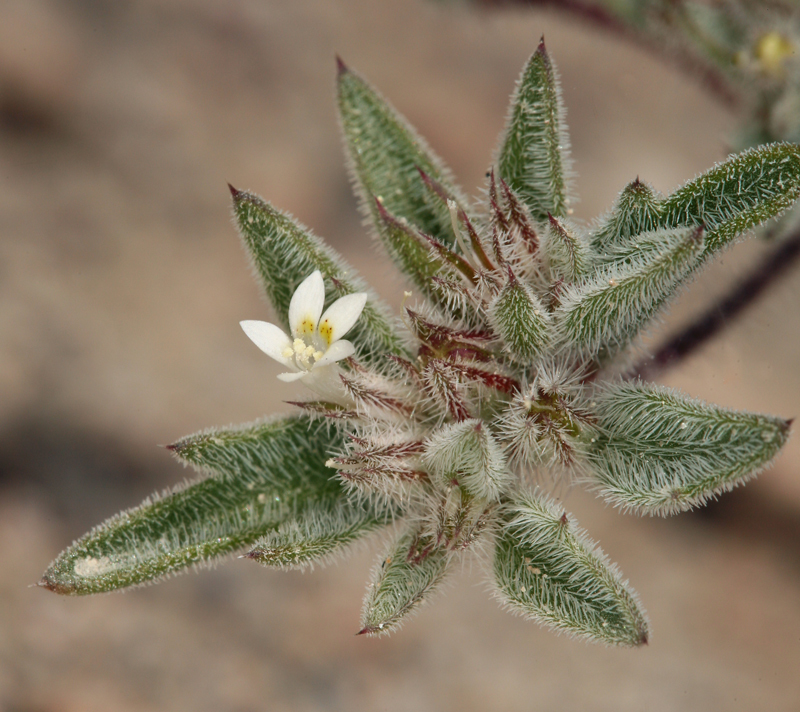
xmin=42 ymin=416 xmax=355 ymax=595
xmin=494 ymin=493 xmax=649 ymax=646
xmin=228 ymin=183 xmax=240 ymax=198
xmin=588 ymin=382 xmax=791 ymax=515
xmin=38 ymin=574 xmax=72 ymax=595
xmin=336 ymin=54 xmax=348 ymax=76
xmin=497 ymin=39 xmax=570 ymax=221
xmin=374 ymin=195 xmax=390 ymax=219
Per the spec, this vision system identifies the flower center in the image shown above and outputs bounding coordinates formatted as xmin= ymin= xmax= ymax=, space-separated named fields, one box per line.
xmin=283 ymin=338 xmax=324 ymax=371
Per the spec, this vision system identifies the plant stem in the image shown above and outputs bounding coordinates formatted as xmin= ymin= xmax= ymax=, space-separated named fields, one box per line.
xmin=632 ymin=229 xmax=800 ymax=380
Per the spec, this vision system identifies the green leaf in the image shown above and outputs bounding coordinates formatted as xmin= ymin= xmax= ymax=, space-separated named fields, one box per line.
xmin=587 ymin=382 xmax=792 ymax=515
xmin=490 ymin=271 xmax=552 ymax=363
xmin=496 ymin=38 xmax=572 ymax=222
xmin=41 ymin=416 xmax=356 ymax=594
xmin=591 ymin=179 xmax=663 ymax=255
xmin=556 ymin=225 xmax=704 ymax=356
xmin=544 ymin=214 xmax=590 ymax=282
xmin=493 ymin=492 xmax=649 ymax=646
xmin=359 ymin=527 xmax=450 ymax=636
xmin=660 ymin=143 xmax=800 ymax=256
xmin=337 ymin=59 xmax=468 ymax=251
xmin=423 ymin=419 xmax=509 ymax=501
xmin=373 ymin=198 xmax=454 ymax=307
xmin=245 ymin=496 xmax=391 ymax=570
xmin=231 ymin=187 xmax=406 ymax=366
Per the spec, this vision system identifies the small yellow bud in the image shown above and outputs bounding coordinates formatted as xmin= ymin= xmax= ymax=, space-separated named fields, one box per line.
xmin=755 ymin=32 xmax=795 ymax=76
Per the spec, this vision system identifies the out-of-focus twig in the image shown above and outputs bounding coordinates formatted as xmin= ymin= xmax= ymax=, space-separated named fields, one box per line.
xmin=632 ymin=228 xmax=800 ymax=381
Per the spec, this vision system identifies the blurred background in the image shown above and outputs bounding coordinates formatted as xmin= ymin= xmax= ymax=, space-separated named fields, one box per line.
xmin=2 ymin=1 xmax=799 ymax=710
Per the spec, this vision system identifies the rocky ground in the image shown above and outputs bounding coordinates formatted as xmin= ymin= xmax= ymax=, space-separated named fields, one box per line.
xmin=2 ymin=1 xmax=799 ymax=710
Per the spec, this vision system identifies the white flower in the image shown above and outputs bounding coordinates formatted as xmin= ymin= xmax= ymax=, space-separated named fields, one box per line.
xmin=240 ymin=270 xmax=367 ymax=383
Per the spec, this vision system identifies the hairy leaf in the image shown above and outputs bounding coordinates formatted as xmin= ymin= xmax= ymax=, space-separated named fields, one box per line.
xmin=557 ymin=226 xmax=704 ymax=356
xmin=660 ymin=143 xmax=800 ymax=255
xmin=496 ymin=38 xmax=572 ymax=222
xmin=359 ymin=528 xmax=450 ymax=636
xmin=544 ymin=214 xmax=590 ymax=282
xmin=41 ymin=416 xmax=360 ymax=594
xmin=591 ymin=179 xmax=663 ymax=255
xmin=246 ymin=496 xmax=391 ymax=570
xmin=373 ymin=198 xmax=455 ymax=307
xmin=231 ymin=187 xmax=406 ymax=365
xmin=587 ymin=382 xmax=792 ymax=515
xmin=337 ymin=60 xmax=469 ymax=250
xmin=490 ymin=271 xmax=552 ymax=363
xmin=423 ymin=419 xmax=509 ymax=501
xmin=493 ymin=492 xmax=649 ymax=646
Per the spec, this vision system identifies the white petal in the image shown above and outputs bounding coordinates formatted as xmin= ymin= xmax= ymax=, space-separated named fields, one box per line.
xmin=317 ymin=292 xmax=368 ymax=345
xmin=289 ymin=270 xmax=325 ymax=339
xmin=313 ymin=339 xmax=356 ymax=368
xmin=240 ymin=320 xmax=294 ymax=367
xmin=277 ymin=370 xmax=308 ymax=382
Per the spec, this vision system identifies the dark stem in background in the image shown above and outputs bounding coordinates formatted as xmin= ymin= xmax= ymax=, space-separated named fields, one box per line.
xmin=476 ymin=0 xmax=740 ymax=106
xmin=632 ymin=230 xmax=800 ymax=381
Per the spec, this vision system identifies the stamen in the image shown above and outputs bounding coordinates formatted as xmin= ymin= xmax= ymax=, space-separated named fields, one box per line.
xmin=293 ymin=338 xmax=315 ymax=370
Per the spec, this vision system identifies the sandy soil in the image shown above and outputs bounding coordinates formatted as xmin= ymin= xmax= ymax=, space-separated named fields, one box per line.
xmin=2 ymin=1 xmax=799 ymax=710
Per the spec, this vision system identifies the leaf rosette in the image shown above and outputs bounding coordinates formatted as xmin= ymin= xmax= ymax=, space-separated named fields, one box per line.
xmin=43 ymin=40 xmax=797 ymax=646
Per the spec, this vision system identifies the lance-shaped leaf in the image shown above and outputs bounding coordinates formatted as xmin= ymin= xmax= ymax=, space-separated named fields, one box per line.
xmin=556 ymin=225 xmax=704 ymax=356
xmin=544 ymin=214 xmax=590 ymax=282
xmin=498 ymin=178 xmax=540 ymax=255
xmin=40 ymin=416 xmax=375 ymax=594
xmin=591 ymin=178 xmax=663 ymax=255
xmin=359 ymin=527 xmax=450 ymax=636
xmin=231 ymin=188 xmax=406 ymax=366
xmin=490 ymin=269 xmax=552 ymax=363
xmin=586 ymin=382 xmax=792 ymax=516
xmin=493 ymin=492 xmax=649 ymax=646
xmin=337 ymin=59 xmax=469 ymax=251
xmin=245 ymin=497 xmax=391 ymax=571
xmin=373 ymin=198 xmax=454 ymax=307
xmin=496 ymin=38 xmax=572 ymax=222
xmin=660 ymin=143 xmax=800 ymax=256
xmin=423 ymin=419 xmax=509 ymax=501
xmin=418 ymin=169 xmax=496 ymax=271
